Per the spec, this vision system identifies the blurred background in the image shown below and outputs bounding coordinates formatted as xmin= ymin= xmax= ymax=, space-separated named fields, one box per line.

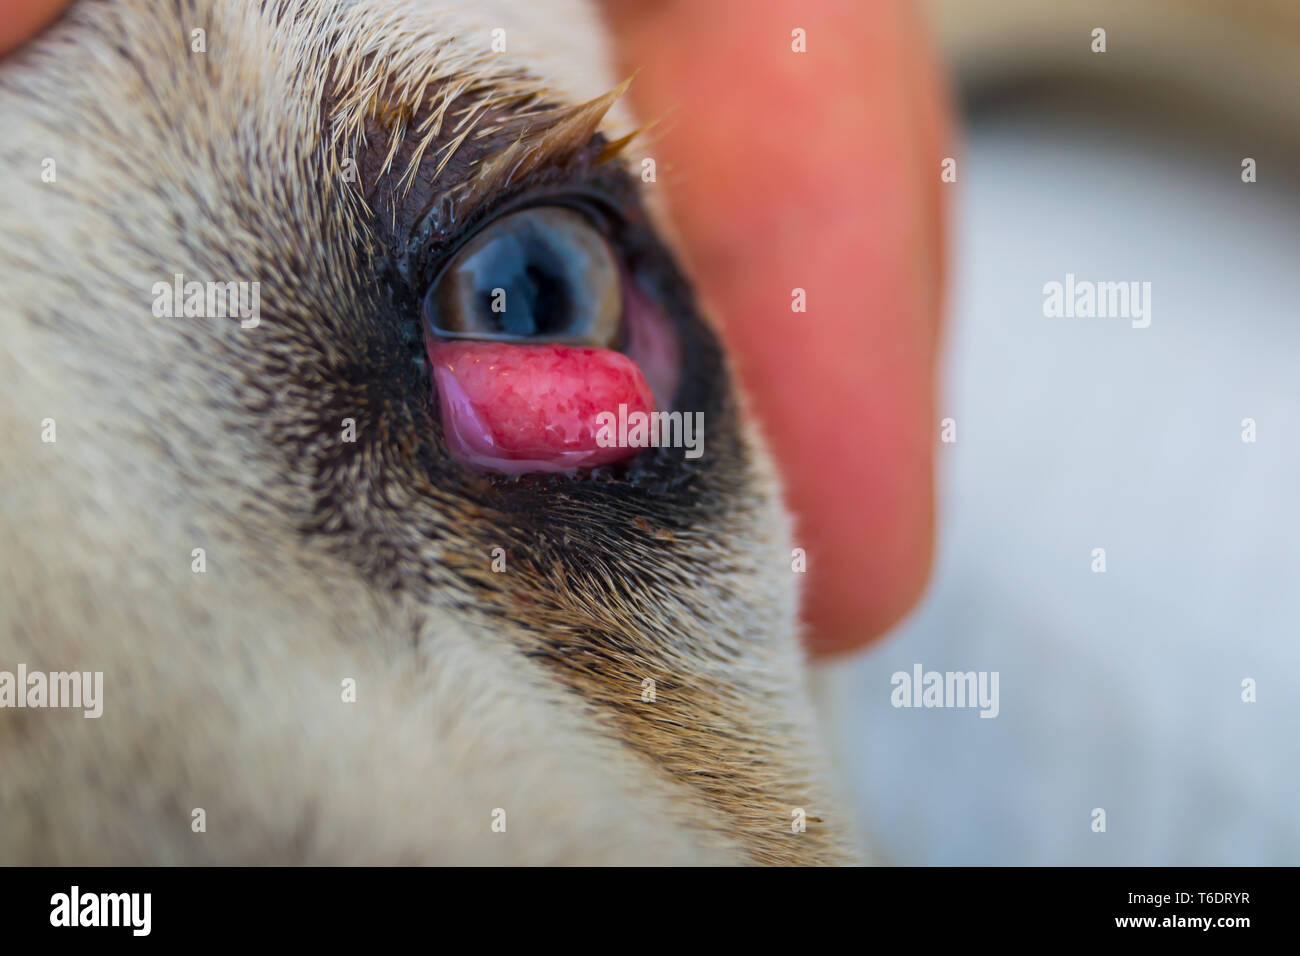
xmin=813 ymin=0 xmax=1300 ymax=864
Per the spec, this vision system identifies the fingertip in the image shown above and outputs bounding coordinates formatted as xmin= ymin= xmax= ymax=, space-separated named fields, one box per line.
xmin=0 ymin=0 xmax=73 ymax=58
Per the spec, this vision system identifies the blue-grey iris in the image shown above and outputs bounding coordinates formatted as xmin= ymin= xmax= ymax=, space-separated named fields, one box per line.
xmin=425 ymin=206 xmax=622 ymax=347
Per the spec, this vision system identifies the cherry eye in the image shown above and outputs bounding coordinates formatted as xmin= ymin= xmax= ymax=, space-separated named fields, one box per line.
xmin=423 ymin=206 xmax=623 ymax=348
xmin=420 ymin=201 xmax=681 ymax=476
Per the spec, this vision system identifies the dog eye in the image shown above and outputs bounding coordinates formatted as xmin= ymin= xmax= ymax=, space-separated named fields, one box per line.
xmin=422 ymin=206 xmax=623 ymax=348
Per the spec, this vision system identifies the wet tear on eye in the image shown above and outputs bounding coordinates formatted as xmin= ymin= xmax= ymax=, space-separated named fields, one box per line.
xmin=428 ymin=340 xmax=655 ymax=475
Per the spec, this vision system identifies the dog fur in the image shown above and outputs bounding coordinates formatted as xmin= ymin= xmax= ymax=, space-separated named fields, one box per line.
xmin=0 ymin=0 xmax=855 ymax=864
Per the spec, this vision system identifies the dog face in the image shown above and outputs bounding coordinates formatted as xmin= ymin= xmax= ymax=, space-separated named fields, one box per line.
xmin=0 ymin=0 xmax=854 ymax=864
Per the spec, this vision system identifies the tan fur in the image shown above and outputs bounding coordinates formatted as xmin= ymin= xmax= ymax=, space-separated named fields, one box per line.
xmin=0 ymin=0 xmax=856 ymax=864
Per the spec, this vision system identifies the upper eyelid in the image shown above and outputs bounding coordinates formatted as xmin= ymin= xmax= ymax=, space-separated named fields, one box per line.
xmin=433 ymin=79 xmax=632 ymax=210
xmin=339 ymin=78 xmax=638 ymax=253
xmin=397 ymin=143 xmax=638 ymax=290
xmin=419 ymin=180 xmax=625 ymax=259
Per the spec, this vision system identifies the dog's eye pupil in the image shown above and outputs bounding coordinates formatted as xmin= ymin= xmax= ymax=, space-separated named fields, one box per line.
xmin=424 ymin=206 xmax=623 ymax=348
xmin=492 ymin=261 xmax=568 ymax=337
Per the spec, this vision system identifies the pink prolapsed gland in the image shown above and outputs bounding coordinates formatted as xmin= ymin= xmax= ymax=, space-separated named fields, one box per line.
xmin=428 ymin=340 xmax=656 ymax=474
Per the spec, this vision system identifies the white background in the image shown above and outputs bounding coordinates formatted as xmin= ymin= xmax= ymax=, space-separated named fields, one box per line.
xmin=814 ymin=104 xmax=1300 ymax=864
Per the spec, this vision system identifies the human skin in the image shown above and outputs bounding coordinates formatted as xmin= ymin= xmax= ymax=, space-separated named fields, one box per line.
xmin=598 ymin=0 xmax=950 ymax=656
xmin=0 ymin=0 xmax=68 ymax=56
xmin=2 ymin=0 xmax=950 ymax=657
